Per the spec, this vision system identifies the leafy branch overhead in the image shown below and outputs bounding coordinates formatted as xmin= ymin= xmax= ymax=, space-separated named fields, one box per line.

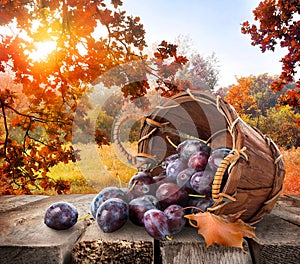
xmin=241 ymin=0 xmax=300 ymax=109
xmin=0 ymin=0 xmax=190 ymax=194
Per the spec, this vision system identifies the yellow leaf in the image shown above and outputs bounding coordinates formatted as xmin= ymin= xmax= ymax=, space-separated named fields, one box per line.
xmin=184 ymin=210 xmax=256 ymax=249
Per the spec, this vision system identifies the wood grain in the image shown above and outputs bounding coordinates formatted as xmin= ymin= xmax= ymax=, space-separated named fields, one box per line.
xmin=0 ymin=194 xmax=299 ymax=264
xmin=248 ymin=213 xmax=300 ymax=264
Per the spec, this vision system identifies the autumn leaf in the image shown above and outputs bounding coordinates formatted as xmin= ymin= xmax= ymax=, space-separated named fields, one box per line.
xmin=184 ymin=210 xmax=256 ymax=249
xmin=242 ymin=0 xmax=300 ymax=108
xmin=111 ymin=0 xmax=123 ymax=8
xmin=98 ymin=9 xmax=114 ymax=25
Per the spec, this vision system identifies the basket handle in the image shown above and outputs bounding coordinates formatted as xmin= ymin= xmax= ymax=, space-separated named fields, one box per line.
xmin=113 ymin=113 xmax=161 ymax=170
xmin=211 ymin=147 xmax=248 ymax=203
xmin=112 ymin=113 xmax=143 ymax=166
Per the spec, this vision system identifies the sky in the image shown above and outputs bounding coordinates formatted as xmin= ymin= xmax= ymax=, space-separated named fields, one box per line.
xmin=121 ymin=0 xmax=287 ymax=88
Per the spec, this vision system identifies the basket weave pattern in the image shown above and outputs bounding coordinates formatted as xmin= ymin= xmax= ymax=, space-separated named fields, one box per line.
xmin=137 ymin=90 xmax=285 ymax=224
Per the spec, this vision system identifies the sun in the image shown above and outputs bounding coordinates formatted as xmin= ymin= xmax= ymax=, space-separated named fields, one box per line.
xmin=29 ymin=41 xmax=57 ymax=62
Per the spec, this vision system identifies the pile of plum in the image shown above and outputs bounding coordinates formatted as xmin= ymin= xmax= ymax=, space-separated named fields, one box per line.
xmin=90 ymin=139 xmax=231 ymax=240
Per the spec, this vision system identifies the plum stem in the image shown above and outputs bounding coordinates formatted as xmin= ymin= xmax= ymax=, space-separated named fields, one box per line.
xmin=78 ymin=213 xmax=91 ymax=221
xmin=126 ymin=180 xmax=137 ymax=194
xmin=116 ymin=172 xmax=123 ymax=188
xmin=188 ymin=194 xmax=206 ymax=198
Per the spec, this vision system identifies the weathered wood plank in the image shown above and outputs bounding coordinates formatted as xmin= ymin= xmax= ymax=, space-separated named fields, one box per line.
xmin=1 ymin=194 xmax=299 ymax=264
xmin=159 ymin=226 xmax=252 ymax=264
xmin=248 ymin=213 xmax=300 ymax=264
xmin=271 ymin=194 xmax=300 ymax=226
xmin=0 ymin=194 xmax=94 ymax=264
xmin=72 ymin=218 xmax=154 ymax=263
xmin=0 ymin=195 xmax=49 ymax=213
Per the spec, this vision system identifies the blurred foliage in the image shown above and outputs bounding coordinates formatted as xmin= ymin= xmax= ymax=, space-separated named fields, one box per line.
xmin=223 ymin=74 xmax=300 ymax=148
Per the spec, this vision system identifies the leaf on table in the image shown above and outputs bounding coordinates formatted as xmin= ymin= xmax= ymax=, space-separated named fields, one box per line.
xmin=184 ymin=210 xmax=256 ymax=249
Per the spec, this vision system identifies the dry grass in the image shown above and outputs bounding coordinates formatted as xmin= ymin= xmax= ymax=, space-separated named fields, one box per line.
xmin=47 ymin=142 xmax=138 ymax=194
xmin=46 ymin=144 xmax=299 ymax=196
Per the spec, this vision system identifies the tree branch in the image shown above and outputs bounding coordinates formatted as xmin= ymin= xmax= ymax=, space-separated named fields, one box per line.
xmin=1 ymin=103 xmax=9 ymax=158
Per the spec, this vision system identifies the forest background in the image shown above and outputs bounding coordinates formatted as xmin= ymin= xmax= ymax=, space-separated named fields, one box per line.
xmin=0 ymin=0 xmax=299 ymax=195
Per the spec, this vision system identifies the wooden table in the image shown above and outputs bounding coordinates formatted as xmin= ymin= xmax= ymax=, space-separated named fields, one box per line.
xmin=0 ymin=194 xmax=299 ymax=264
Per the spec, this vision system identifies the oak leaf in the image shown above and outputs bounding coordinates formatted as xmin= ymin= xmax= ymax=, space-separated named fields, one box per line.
xmin=184 ymin=210 xmax=256 ymax=249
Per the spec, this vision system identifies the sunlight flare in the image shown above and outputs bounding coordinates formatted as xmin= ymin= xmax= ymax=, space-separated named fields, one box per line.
xmin=29 ymin=41 xmax=57 ymax=61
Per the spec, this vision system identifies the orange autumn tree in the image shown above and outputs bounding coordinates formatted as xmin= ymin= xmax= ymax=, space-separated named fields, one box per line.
xmin=225 ymin=74 xmax=300 ymax=148
xmin=0 ymin=0 xmax=188 ymax=194
xmin=225 ymin=73 xmax=284 ymax=118
xmin=224 ymin=76 xmax=256 ymax=115
xmin=241 ymin=0 xmax=300 ymax=109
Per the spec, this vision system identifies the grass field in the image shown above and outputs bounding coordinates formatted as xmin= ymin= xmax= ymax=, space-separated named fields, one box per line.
xmin=46 ymin=143 xmax=300 ymax=195
xmin=47 ymin=142 xmax=138 ymax=194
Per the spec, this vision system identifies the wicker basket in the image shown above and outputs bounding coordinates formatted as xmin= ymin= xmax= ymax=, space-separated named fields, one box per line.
xmin=135 ymin=90 xmax=285 ymax=224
